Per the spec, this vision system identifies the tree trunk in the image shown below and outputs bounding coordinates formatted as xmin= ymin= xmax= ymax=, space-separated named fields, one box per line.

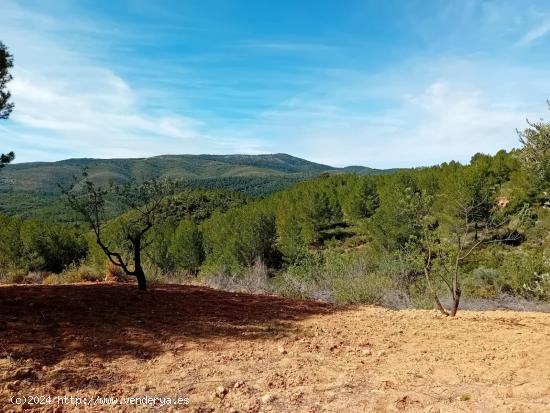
xmin=449 ymin=289 xmax=461 ymax=317
xmin=424 ymin=261 xmax=449 ymax=316
xmin=432 ymin=292 xmax=449 ymax=316
xmin=132 ymin=236 xmax=147 ymax=291
xmin=135 ymin=267 xmax=147 ymax=291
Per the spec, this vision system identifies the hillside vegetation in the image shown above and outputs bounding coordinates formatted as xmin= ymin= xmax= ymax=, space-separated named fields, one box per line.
xmin=1 ymin=142 xmax=549 ymax=314
xmin=0 ymin=153 xmax=394 ymax=219
xmin=0 ymin=113 xmax=549 ymax=313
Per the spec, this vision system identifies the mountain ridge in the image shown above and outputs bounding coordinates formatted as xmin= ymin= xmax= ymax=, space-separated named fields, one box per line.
xmin=1 ymin=153 xmax=395 ymax=193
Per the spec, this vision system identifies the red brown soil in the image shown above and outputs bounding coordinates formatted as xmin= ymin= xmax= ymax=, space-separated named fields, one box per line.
xmin=1 ymin=283 xmax=549 ymax=412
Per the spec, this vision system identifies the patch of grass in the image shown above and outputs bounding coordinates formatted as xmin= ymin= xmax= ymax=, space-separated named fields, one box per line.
xmin=43 ymin=264 xmax=104 ymax=285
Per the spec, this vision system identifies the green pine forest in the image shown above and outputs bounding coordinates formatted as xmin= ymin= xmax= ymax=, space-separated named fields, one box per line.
xmin=1 ymin=117 xmax=549 ymax=313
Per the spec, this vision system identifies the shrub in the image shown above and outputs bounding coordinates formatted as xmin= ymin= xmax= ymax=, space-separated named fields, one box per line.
xmin=330 ymin=272 xmax=392 ymax=305
xmin=44 ymin=263 xmax=104 ymax=284
xmin=104 ymin=261 xmax=128 ymax=283
xmin=498 ymin=251 xmax=549 ymax=297
xmin=19 ymin=219 xmax=87 ymax=273
xmin=273 ymin=250 xmax=394 ymax=305
xmin=238 ymin=258 xmax=272 ymax=294
xmin=323 ymin=251 xmax=393 ymax=305
xmin=461 ymin=267 xmax=500 ymax=299
xmin=0 ymin=269 xmax=26 ymax=284
xmin=169 ymin=219 xmax=204 ymax=274
xmin=523 ymin=272 xmax=550 ymax=301
xmin=202 ymin=258 xmax=272 ymax=294
xmin=23 ymin=272 xmax=46 ymax=284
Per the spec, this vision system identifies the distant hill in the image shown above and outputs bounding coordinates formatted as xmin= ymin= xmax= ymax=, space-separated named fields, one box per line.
xmin=0 ymin=153 xmax=394 ymax=192
xmin=0 ymin=153 xmax=396 ymax=219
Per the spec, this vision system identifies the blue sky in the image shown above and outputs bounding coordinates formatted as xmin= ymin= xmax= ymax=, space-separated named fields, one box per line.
xmin=0 ymin=0 xmax=549 ymax=168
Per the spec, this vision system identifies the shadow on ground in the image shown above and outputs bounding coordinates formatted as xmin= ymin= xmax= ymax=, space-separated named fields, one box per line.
xmin=0 ymin=283 xmax=334 ymax=367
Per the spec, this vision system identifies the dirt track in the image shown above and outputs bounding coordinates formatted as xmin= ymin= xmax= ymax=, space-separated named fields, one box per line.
xmin=1 ymin=283 xmax=549 ymax=412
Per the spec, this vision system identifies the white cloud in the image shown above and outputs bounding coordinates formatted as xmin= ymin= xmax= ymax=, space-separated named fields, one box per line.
xmin=6 ymin=65 xmax=208 ymax=160
xmin=516 ymin=17 xmax=550 ymax=45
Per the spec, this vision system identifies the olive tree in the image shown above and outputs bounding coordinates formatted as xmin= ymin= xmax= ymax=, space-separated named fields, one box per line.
xmin=63 ymin=172 xmax=175 ymax=290
xmin=421 ymin=167 xmax=520 ymax=316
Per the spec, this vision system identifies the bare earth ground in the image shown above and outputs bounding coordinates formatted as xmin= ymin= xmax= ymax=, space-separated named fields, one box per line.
xmin=1 ymin=283 xmax=550 ymax=412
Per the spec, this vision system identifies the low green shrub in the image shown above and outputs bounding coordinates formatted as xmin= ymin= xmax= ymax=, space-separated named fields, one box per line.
xmin=462 ymin=267 xmax=501 ymax=299
xmin=497 ymin=251 xmax=549 ymax=297
xmin=523 ymin=271 xmax=550 ymax=301
xmin=272 ymin=250 xmax=394 ymax=305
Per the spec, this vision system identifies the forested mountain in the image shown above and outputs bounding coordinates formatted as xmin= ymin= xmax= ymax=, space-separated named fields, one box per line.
xmin=0 ymin=153 xmax=395 ymax=218
xmin=0 ymin=153 xmax=393 ymax=192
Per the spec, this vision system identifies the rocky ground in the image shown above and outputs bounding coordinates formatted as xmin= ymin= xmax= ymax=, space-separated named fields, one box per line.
xmin=1 ymin=283 xmax=549 ymax=412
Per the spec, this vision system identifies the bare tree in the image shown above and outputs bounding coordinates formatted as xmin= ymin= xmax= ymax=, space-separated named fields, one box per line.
xmin=63 ymin=172 xmax=175 ymax=290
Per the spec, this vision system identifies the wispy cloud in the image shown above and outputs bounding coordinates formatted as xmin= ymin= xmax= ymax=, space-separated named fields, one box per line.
xmin=0 ymin=0 xmax=267 ymax=161
xmin=225 ymin=57 xmax=550 ymax=168
xmin=516 ymin=17 xmax=550 ymax=46
xmin=242 ymin=41 xmax=336 ymax=53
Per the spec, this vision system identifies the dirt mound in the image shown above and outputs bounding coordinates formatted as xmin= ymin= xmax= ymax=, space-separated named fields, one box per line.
xmin=1 ymin=283 xmax=549 ymax=412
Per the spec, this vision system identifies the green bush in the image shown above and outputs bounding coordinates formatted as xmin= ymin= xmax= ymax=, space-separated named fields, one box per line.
xmin=169 ymin=219 xmax=204 ymax=274
xmin=202 ymin=205 xmax=278 ymax=273
xmin=1 ymin=216 xmax=88 ymax=274
xmin=19 ymin=219 xmax=87 ymax=273
xmin=144 ymin=221 xmax=176 ymax=272
xmin=0 ymin=215 xmax=24 ymax=271
xmin=462 ymin=267 xmax=500 ymax=298
xmin=273 ymin=250 xmax=394 ymax=304
xmin=523 ymin=271 xmax=550 ymax=301
xmin=498 ymin=251 xmax=549 ymax=297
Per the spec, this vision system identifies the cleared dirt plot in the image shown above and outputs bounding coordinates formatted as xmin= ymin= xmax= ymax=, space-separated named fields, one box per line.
xmin=1 ymin=283 xmax=550 ymax=412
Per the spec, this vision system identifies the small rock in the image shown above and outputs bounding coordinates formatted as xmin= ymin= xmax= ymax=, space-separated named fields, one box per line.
xmin=6 ymin=380 xmax=20 ymax=390
xmin=362 ymin=349 xmax=372 ymax=356
xmin=277 ymin=346 xmax=287 ymax=355
xmin=233 ymin=380 xmax=243 ymax=389
xmin=13 ymin=367 xmax=35 ymax=381
xmin=215 ymin=385 xmax=228 ymax=399
xmin=261 ymin=393 xmax=276 ymax=404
